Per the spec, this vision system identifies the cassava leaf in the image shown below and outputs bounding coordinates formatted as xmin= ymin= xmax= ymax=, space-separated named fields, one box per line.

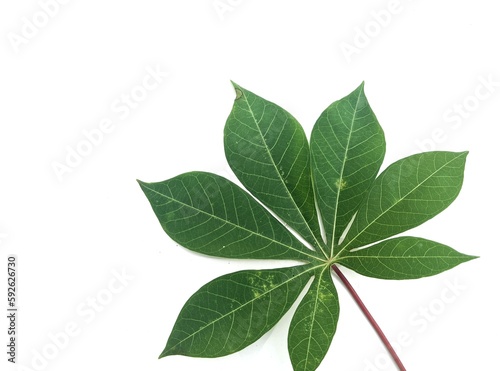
xmin=138 ymin=172 xmax=322 ymax=261
xmin=338 ymin=151 xmax=468 ymax=253
xmin=310 ymin=82 xmax=385 ymax=254
xmin=160 ymin=264 xmax=315 ymax=358
xmin=224 ymin=82 xmax=325 ymax=255
xmin=139 ymin=82 xmax=476 ymax=371
xmin=338 ymin=236 xmax=477 ymax=279
xmin=288 ymin=267 xmax=339 ymax=371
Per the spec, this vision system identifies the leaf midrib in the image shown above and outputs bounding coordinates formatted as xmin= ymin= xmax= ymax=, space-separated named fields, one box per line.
xmin=337 ymin=255 xmax=468 ymax=261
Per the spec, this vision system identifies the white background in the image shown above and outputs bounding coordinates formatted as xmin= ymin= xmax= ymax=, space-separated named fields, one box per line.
xmin=1 ymin=1 xmax=498 ymax=370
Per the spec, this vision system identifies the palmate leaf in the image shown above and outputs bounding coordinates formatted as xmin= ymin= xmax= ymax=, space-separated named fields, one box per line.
xmin=138 ymin=82 xmax=476 ymax=371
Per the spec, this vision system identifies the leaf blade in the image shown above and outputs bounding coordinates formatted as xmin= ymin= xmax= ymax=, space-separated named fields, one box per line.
xmin=160 ymin=264 xmax=315 ymax=358
xmin=138 ymin=172 xmax=322 ymax=261
xmin=311 ymin=83 xmax=385 ymax=254
xmin=224 ymin=83 xmax=325 ymax=254
xmin=288 ymin=267 xmax=339 ymax=371
xmin=338 ymin=236 xmax=477 ymax=279
xmin=340 ymin=151 xmax=468 ymax=252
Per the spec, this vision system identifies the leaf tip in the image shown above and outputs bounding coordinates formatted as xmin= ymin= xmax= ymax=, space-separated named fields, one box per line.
xmin=230 ymin=80 xmax=243 ymax=100
xmin=137 ymin=179 xmax=153 ymax=195
xmin=456 ymin=150 xmax=469 ymax=165
xmin=353 ymin=81 xmax=365 ymax=94
xmin=158 ymin=347 xmax=172 ymax=359
xmin=350 ymin=81 xmax=367 ymax=99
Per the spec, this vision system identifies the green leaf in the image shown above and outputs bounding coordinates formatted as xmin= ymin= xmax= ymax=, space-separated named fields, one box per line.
xmin=310 ymin=82 xmax=385 ymax=254
xmin=288 ymin=267 xmax=339 ymax=371
xmin=339 ymin=151 xmax=468 ymax=252
xmin=138 ymin=172 xmax=322 ymax=261
xmin=338 ymin=236 xmax=477 ymax=279
xmin=224 ymin=82 xmax=325 ymax=255
xmin=160 ymin=264 xmax=315 ymax=358
xmin=139 ymin=82 xmax=476 ymax=370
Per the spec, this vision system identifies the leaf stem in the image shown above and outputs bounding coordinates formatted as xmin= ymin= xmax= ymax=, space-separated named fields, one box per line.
xmin=331 ymin=265 xmax=406 ymax=371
